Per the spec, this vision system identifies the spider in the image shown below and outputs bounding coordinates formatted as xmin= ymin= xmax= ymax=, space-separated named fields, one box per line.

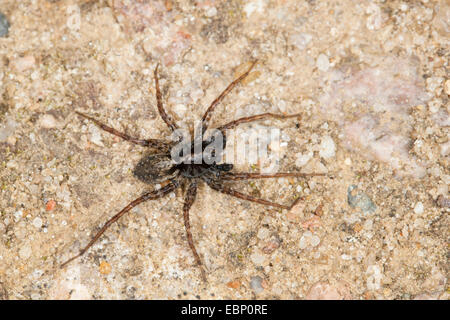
xmin=61 ymin=60 xmax=325 ymax=281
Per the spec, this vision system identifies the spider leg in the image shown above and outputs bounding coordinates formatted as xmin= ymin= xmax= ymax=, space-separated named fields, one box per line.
xmin=75 ymin=111 xmax=165 ymax=148
xmin=61 ymin=181 xmax=178 ymax=268
xmin=204 ymin=177 xmax=300 ymax=210
xmin=183 ymin=181 xmax=207 ymax=281
xmin=217 ymin=112 xmax=301 ymax=131
xmin=154 ymin=64 xmax=178 ymax=132
xmin=201 ymin=60 xmax=258 ymax=132
xmin=220 ymin=172 xmax=326 ymax=180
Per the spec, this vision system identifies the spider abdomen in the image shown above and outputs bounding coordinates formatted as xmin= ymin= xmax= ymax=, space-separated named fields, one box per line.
xmin=133 ymin=153 xmax=178 ymax=184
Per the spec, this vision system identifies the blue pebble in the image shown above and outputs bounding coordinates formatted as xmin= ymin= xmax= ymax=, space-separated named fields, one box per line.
xmin=347 ymin=185 xmax=377 ymax=214
xmin=0 ymin=12 xmax=10 ymax=37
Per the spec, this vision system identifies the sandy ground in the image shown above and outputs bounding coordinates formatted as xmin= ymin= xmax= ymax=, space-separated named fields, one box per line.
xmin=0 ymin=0 xmax=448 ymax=299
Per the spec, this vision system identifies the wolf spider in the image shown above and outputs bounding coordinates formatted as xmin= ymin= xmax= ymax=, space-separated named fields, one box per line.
xmin=61 ymin=60 xmax=325 ymax=281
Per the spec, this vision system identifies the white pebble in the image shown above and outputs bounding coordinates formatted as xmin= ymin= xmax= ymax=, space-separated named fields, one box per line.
xmin=319 ymin=135 xmax=336 ymax=159
xmin=428 ymin=99 xmax=441 ymax=113
xmin=414 ymin=202 xmax=424 ymax=214
xmin=39 ymin=114 xmax=58 ymax=129
xmin=0 ymin=119 xmax=18 ymax=142
xmin=316 ymin=54 xmax=330 ymax=72
xmin=310 ymin=235 xmax=320 ymax=247
xmin=289 ymin=33 xmax=312 ymax=50
xmin=19 ymin=244 xmax=32 ymax=260
xmin=205 ymin=7 xmax=217 ymax=17
xmin=244 ymin=1 xmax=265 ymax=17
xmin=366 ymin=265 xmax=382 ymax=290
xmin=295 ymin=151 xmax=312 ymax=167
xmin=89 ymin=124 xmax=104 ymax=147
xmin=32 ymin=217 xmax=43 ymax=228
xmin=440 ymin=141 xmax=450 ymax=156
xmin=299 ymin=235 xmax=308 ymax=249
xmin=257 ymin=228 xmax=270 ymax=240
xmin=445 ymin=80 xmax=450 ymax=95
xmin=14 ymin=210 xmax=23 ymax=221
xmin=250 ymin=252 xmax=266 ymax=266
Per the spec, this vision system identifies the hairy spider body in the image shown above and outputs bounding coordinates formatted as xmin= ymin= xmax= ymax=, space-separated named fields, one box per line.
xmin=133 ymin=153 xmax=177 ymax=184
xmin=62 ymin=61 xmax=325 ymax=281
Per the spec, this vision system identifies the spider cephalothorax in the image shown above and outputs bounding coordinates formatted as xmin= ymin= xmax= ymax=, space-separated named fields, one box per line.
xmin=61 ymin=61 xmax=325 ymax=281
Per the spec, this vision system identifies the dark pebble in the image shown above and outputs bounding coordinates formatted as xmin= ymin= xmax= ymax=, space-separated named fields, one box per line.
xmin=0 ymin=12 xmax=10 ymax=37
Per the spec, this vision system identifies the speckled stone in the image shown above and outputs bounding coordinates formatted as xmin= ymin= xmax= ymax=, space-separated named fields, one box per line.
xmin=1 ymin=0 xmax=448 ymax=301
xmin=250 ymin=276 xmax=264 ymax=294
xmin=0 ymin=12 xmax=9 ymax=37
xmin=347 ymin=185 xmax=377 ymax=214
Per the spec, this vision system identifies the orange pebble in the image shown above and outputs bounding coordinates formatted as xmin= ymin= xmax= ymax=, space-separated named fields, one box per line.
xmin=353 ymin=223 xmax=363 ymax=233
xmin=99 ymin=261 xmax=112 ymax=275
xmin=45 ymin=200 xmax=56 ymax=211
xmin=226 ymin=280 xmax=241 ymax=289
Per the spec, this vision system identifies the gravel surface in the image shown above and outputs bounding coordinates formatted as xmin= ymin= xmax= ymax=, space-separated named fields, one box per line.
xmin=0 ymin=0 xmax=448 ymax=300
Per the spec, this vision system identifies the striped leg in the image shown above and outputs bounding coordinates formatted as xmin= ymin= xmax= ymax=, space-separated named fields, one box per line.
xmin=75 ymin=111 xmax=165 ymax=148
xmin=183 ymin=181 xmax=207 ymax=281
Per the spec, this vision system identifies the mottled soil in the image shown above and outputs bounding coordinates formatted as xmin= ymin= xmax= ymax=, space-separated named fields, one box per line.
xmin=0 ymin=0 xmax=448 ymax=299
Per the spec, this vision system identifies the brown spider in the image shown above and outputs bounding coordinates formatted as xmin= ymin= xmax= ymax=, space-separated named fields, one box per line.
xmin=61 ymin=60 xmax=325 ymax=281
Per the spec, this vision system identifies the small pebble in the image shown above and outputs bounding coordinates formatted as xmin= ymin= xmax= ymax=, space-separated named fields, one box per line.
xmin=428 ymin=99 xmax=441 ymax=113
xmin=319 ymin=135 xmax=336 ymax=159
xmin=14 ymin=210 xmax=23 ymax=221
xmin=347 ymin=185 xmax=377 ymax=214
xmin=250 ymin=252 xmax=266 ymax=266
xmin=310 ymin=235 xmax=321 ymax=247
xmin=11 ymin=56 xmax=36 ymax=72
xmin=316 ymin=54 xmax=330 ymax=72
xmin=400 ymin=3 xmax=408 ymax=11
xmin=99 ymin=261 xmax=112 ymax=275
xmin=437 ymin=195 xmax=450 ymax=208
xmin=19 ymin=244 xmax=32 ymax=260
xmin=366 ymin=265 xmax=382 ymax=290
xmin=440 ymin=141 xmax=450 ymax=156
xmin=306 ymin=281 xmax=351 ymax=300
xmin=445 ymin=80 xmax=450 ymax=96
xmin=0 ymin=12 xmax=10 ymax=37
xmin=250 ymin=276 xmax=264 ymax=294
xmin=39 ymin=114 xmax=58 ymax=129
xmin=295 ymin=152 xmax=312 ymax=167
xmin=262 ymin=238 xmax=280 ymax=254
xmin=0 ymin=119 xmax=18 ymax=142
xmin=413 ymin=202 xmax=424 ymax=214
xmin=226 ymin=280 xmax=241 ymax=289
xmin=289 ymin=33 xmax=312 ymax=50
xmin=299 ymin=235 xmax=308 ymax=249
xmin=89 ymin=124 xmax=104 ymax=147
xmin=45 ymin=200 xmax=56 ymax=211
xmin=205 ymin=7 xmax=217 ymax=17
xmin=32 ymin=217 xmax=43 ymax=229
xmin=257 ymin=228 xmax=270 ymax=240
